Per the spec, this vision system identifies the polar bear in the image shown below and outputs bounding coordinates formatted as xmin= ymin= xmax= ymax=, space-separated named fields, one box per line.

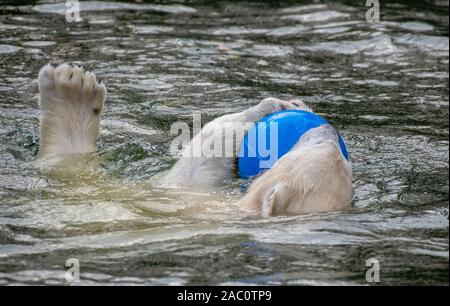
xmin=37 ymin=63 xmax=353 ymax=216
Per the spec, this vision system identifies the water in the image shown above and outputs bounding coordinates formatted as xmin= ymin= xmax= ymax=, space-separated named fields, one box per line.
xmin=0 ymin=0 xmax=448 ymax=285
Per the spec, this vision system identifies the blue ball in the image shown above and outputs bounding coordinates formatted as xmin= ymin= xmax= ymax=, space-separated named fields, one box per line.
xmin=238 ymin=110 xmax=349 ymax=179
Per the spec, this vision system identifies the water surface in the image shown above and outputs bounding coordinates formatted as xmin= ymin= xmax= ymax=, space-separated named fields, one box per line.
xmin=0 ymin=0 xmax=448 ymax=285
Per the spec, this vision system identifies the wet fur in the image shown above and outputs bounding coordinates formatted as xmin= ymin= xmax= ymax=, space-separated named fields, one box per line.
xmin=38 ymin=63 xmax=353 ymax=216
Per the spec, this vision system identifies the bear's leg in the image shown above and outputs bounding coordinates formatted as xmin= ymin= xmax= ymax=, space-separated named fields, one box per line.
xmin=38 ymin=63 xmax=106 ymax=159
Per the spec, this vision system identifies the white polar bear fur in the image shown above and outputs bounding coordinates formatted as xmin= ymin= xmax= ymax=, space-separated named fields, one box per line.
xmin=38 ymin=63 xmax=106 ymax=158
xmin=159 ymin=97 xmax=312 ymax=188
xmin=238 ymin=125 xmax=353 ymax=216
xmin=37 ymin=63 xmax=353 ymax=216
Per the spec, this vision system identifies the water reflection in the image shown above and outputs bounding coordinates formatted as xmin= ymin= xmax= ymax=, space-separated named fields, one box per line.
xmin=0 ymin=0 xmax=448 ymax=285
